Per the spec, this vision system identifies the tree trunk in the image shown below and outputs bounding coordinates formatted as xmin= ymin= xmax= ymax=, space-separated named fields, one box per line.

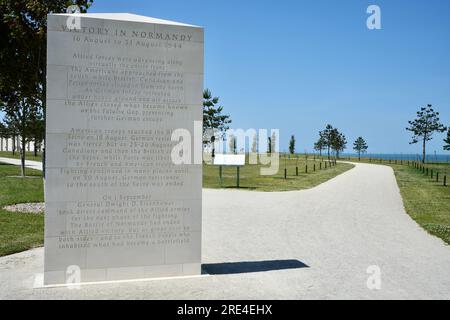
xmin=20 ymin=137 xmax=26 ymax=177
xmin=12 ymin=135 xmax=16 ymax=155
xmin=422 ymin=136 xmax=426 ymax=163
xmin=358 ymin=150 xmax=361 ymax=161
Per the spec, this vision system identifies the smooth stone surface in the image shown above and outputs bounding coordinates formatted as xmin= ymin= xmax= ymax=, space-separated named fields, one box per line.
xmin=45 ymin=13 xmax=203 ymax=285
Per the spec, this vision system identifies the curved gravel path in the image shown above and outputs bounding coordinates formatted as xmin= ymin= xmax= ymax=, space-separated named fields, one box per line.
xmin=0 ymin=157 xmax=43 ymax=171
xmin=0 ymin=162 xmax=449 ymax=299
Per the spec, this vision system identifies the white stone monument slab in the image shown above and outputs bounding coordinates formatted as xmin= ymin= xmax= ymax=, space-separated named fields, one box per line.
xmin=45 ymin=13 xmax=203 ymax=285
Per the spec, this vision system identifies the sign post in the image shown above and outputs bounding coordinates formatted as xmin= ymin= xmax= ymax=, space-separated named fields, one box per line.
xmin=237 ymin=166 xmax=240 ymax=188
xmin=214 ymin=154 xmax=246 ymax=188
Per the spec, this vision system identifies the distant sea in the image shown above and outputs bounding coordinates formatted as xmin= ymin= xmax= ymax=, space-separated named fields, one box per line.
xmin=340 ymin=153 xmax=450 ymax=163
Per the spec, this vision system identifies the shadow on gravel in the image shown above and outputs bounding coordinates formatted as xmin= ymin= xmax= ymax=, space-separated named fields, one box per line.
xmin=202 ymin=259 xmax=309 ymax=275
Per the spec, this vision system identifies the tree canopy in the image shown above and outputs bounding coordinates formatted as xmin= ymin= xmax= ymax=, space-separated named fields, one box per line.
xmin=0 ymin=0 xmax=93 ymax=175
xmin=318 ymin=124 xmax=346 ymax=159
xmin=444 ymin=128 xmax=450 ymax=151
xmin=353 ymin=137 xmax=368 ymax=160
xmin=289 ymin=135 xmax=295 ymax=155
xmin=406 ymin=104 xmax=446 ymax=163
xmin=202 ymin=88 xmax=231 ymax=154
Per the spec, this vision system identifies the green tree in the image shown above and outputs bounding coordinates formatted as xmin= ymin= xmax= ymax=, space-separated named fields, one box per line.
xmin=353 ymin=137 xmax=368 ymax=161
xmin=0 ymin=121 xmax=9 ymax=151
xmin=320 ymin=124 xmax=334 ymax=160
xmin=314 ymin=136 xmax=326 ymax=157
xmin=289 ymin=135 xmax=295 ymax=155
xmin=314 ymin=136 xmax=327 ymax=156
xmin=27 ymin=110 xmax=45 ymax=156
xmin=406 ymin=104 xmax=446 ymax=163
xmin=331 ymin=129 xmax=346 ymax=159
xmin=0 ymin=121 xmax=14 ymax=152
xmin=2 ymin=96 xmax=43 ymax=176
xmin=444 ymin=128 xmax=450 ymax=151
xmin=203 ymin=89 xmax=231 ymax=158
xmin=0 ymin=0 xmax=93 ymax=176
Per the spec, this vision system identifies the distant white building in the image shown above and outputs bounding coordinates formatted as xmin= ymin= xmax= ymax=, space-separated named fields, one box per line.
xmin=0 ymin=136 xmax=42 ymax=153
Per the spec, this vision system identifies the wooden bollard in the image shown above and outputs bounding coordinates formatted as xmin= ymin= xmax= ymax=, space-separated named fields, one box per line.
xmin=436 ymin=172 xmax=439 ymax=182
xmin=320 ymin=162 xmax=322 ymax=170
xmin=431 ymin=169 xmax=433 ymax=179
xmin=305 ymin=165 xmax=308 ymax=173
xmin=444 ymin=175 xmax=447 ymax=186
xmin=284 ymin=168 xmax=287 ymax=179
xmin=313 ymin=164 xmax=316 ymax=172
xmin=296 ymin=166 xmax=298 ymax=176
xmin=237 ymin=166 xmax=240 ymax=188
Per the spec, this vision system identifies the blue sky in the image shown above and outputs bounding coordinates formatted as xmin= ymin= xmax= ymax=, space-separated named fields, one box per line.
xmin=88 ymin=0 xmax=450 ymax=154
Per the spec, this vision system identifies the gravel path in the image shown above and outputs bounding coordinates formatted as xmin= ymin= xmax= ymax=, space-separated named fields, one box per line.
xmin=0 ymin=157 xmax=43 ymax=171
xmin=0 ymin=162 xmax=449 ymax=299
xmin=2 ymin=203 xmax=45 ymax=214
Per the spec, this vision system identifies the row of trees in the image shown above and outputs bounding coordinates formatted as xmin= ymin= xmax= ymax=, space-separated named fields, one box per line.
xmin=300 ymin=104 xmax=449 ymax=163
xmin=313 ymin=124 xmax=347 ymax=160
xmin=287 ymin=130 xmax=368 ymax=161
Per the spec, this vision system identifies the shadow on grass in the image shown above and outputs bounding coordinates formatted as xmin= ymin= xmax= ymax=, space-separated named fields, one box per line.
xmin=202 ymin=259 xmax=309 ymax=275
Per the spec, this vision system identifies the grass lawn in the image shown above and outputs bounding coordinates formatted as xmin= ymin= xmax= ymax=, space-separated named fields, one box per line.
xmin=348 ymin=158 xmax=450 ymax=245
xmin=0 ymin=163 xmax=44 ymax=257
xmin=391 ymin=163 xmax=450 ymax=245
xmin=0 ymin=151 xmax=43 ymax=162
xmin=203 ymin=155 xmax=354 ymax=191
